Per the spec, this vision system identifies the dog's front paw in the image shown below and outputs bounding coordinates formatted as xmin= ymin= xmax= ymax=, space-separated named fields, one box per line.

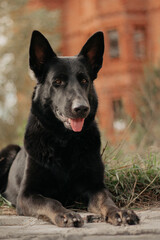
xmin=54 ymin=211 xmax=84 ymax=227
xmin=106 ymin=209 xmax=140 ymax=226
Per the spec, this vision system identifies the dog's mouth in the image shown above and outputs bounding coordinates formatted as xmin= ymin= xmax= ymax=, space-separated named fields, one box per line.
xmin=55 ymin=109 xmax=85 ymax=132
xmin=69 ymin=118 xmax=85 ymax=132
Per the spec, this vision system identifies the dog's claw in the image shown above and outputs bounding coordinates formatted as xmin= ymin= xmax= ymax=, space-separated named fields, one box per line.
xmin=64 ymin=218 xmax=67 ymax=223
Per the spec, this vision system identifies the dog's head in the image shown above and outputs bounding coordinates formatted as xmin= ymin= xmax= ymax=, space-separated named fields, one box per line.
xmin=29 ymin=31 xmax=104 ymax=132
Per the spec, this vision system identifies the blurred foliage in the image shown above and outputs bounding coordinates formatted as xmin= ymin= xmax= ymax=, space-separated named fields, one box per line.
xmin=132 ymin=64 xmax=160 ymax=149
xmin=0 ymin=0 xmax=61 ymax=148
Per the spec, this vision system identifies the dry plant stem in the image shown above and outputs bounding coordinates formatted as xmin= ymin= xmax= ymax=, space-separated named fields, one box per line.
xmin=129 ymin=176 xmax=138 ymax=204
xmin=126 ymin=174 xmax=159 ymax=208
xmin=105 ymin=120 xmax=133 ymax=160
xmin=101 ymin=142 xmax=108 ymax=158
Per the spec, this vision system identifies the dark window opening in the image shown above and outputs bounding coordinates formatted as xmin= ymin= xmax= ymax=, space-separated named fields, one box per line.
xmin=112 ymin=99 xmax=126 ymax=131
xmin=134 ymin=26 xmax=146 ymax=59
xmin=107 ymin=30 xmax=120 ymax=58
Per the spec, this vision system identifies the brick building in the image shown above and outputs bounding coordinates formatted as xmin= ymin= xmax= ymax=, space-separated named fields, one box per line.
xmin=29 ymin=0 xmax=160 ymax=141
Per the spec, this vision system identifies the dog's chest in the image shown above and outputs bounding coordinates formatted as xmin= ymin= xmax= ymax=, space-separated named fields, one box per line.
xmin=51 ymin=146 xmax=86 ymax=185
xmin=42 ymin=142 xmax=90 ymax=200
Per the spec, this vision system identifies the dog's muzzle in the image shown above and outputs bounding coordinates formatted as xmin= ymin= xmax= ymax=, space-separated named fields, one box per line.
xmin=55 ymin=100 xmax=90 ymax=132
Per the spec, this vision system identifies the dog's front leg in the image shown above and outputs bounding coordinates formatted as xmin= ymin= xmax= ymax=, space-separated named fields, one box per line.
xmin=88 ymin=189 xmax=139 ymax=225
xmin=17 ymin=194 xmax=84 ymax=227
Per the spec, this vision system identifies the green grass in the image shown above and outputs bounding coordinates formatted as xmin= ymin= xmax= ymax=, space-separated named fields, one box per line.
xmin=102 ymin=143 xmax=160 ymax=208
xmin=0 ymin=194 xmax=13 ymax=215
xmin=0 ymin=194 xmax=12 ymax=207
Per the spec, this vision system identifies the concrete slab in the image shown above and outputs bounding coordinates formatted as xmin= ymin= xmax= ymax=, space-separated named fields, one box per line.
xmin=0 ymin=209 xmax=160 ymax=239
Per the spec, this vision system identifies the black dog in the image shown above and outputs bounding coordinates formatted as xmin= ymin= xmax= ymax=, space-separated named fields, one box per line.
xmin=0 ymin=31 xmax=139 ymax=227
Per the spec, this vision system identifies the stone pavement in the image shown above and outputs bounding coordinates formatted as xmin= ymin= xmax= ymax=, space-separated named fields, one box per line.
xmin=0 ymin=209 xmax=160 ymax=239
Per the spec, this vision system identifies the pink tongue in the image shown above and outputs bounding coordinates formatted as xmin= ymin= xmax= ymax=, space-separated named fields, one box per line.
xmin=69 ymin=118 xmax=85 ymax=132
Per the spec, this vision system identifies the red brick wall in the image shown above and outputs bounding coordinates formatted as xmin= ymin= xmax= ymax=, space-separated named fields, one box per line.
xmin=147 ymin=0 xmax=160 ymax=63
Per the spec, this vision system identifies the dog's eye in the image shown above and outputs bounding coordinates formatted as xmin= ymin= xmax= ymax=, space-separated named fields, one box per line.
xmin=80 ymin=79 xmax=88 ymax=85
xmin=55 ymin=79 xmax=62 ymax=85
xmin=53 ymin=79 xmax=63 ymax=87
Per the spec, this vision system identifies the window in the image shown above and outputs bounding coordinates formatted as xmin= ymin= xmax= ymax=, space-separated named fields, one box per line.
xmin=134 ymin=26 xmax=146 ymax=59
xmin=107 ymin=30 xmax=120 ymax=58
xmin=112 ymin=99 xmax=126 ymax=131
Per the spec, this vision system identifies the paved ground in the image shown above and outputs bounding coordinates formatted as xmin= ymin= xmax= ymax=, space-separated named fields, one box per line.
xmin=0 ymin=209 xmax=160 ymax=239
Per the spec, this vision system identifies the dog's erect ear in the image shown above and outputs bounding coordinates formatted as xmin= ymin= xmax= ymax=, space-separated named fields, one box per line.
xmin=29 ymin=30 xmax=57 ymax=78
xmin=78 ymin=32 xmax=104 ymax=79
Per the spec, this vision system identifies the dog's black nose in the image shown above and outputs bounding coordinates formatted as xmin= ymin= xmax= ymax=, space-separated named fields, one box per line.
xmin=72 ymin=100 xmax=90 ymax=117
xmin=73 ymin=105 xmax=89 ymax=114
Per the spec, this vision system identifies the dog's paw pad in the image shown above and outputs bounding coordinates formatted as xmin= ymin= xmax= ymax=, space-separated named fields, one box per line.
xmin=55 ymin=212 xmax=84 ymax=227
xmin=107 ymin=209 xmax=140 ymax=226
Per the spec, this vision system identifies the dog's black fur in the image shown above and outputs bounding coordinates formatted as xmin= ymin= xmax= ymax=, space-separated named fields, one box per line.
xmin=0 ymin=31 xmax=139 ymax=227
